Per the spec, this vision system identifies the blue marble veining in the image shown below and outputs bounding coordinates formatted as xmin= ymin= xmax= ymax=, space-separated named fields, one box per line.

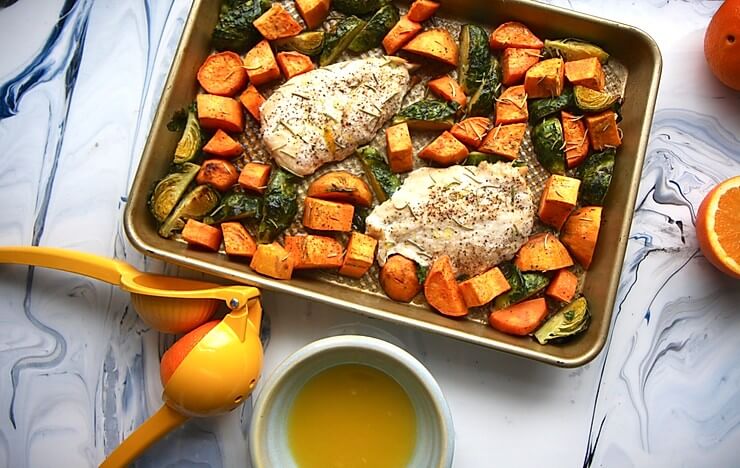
xmin=0 ymin=0 xmax=738 ymax=467
xmin=584 ymin=109 xmax=740 ymax=468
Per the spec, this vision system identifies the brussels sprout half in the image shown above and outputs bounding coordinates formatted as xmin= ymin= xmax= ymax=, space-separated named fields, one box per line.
xmin=534 ymin=296 xmax=591 ymax=344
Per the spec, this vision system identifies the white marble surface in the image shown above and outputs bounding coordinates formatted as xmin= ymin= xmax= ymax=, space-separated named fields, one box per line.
xmin=0 ymin=1 xmax=738 ymax=467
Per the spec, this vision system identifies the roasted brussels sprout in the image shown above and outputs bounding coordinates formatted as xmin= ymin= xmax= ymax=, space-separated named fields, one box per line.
xmin=534 ymin=296 xmax=591 ymax=344
xmin=204 ymin=188 xmax=263 ymax=225
xmin=333 ymin=0 xmax=386 ymax=15
xmin=574 ymin=85 xmax=619 ymax=113
xmin=532 ymin=116 xmax=566 ymax=174
xmin=320 ymin=16 xmax=367 ymax=66
xmin=173 ymin=105 xmax=202 ymax=164
xmin=544 ymin=39 xmax=609 ymax=64
xmin=578 ymin=148 xmax=615 ymax=205
xmin=211 ymin=0 xmax=266 ymax=53
xmin=494 ymin=263 xmax=550 ymax=309
xmin=393 ymin=100 xmax=458 ymax=130
xmin=352 ymin=206 xmax=370 ymax=232
xmin=464 ymin=152 xmax=502 ymax=166
xmin=528 ymin=87 xmax=575 ymax=123
xmin=348 ymin=4 xmax=399 ymax=53
xmin=466 ymin=56 xmax=502 ymax=117
xmin=357 ymin=146 xmax=401 ymax=202
xmin=257 ymin=168 xmax=299 ymax=243
xmin=458 ymin=24 xmax=491 ymax=95
xmin=158 ymin=185 xmax=220 ymax=238
xmin=273 ymin=32 xmax=325 ymax=56
xmin=149 ymin=162 xmax=200 ymax=223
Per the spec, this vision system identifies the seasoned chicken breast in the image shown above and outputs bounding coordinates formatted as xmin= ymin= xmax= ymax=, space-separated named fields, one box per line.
xmin=261 ymin=57 xmax=410 ymax=176
xmin=366 ymin=162 xmax=535 ymax=277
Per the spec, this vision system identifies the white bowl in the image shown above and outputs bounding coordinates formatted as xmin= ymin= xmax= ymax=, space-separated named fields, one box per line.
xmin=250 ymin=335 xmax=455 ymax=468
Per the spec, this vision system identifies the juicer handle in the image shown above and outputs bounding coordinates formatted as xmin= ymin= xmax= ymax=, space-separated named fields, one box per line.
xmin=99 ymin=404 xmax=188 ymax=468
xmin=0 ymin=246 xmax=134 ymax=285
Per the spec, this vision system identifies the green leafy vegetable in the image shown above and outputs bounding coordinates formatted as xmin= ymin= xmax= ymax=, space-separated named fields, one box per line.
xmin=348 ymin=4 xmax=399 ymax=53
xmin=494 ymin=263 xmax=550 ymax=309
xmin=274 ymin=32 xmax=325 ymax=56
xmin=578 ymin=148 xmax=615 ymax=205
xmin=528 ymin=87 xmax=574 ymax=124
xmin=466 ymin=56 xmax=502 ymax=117
xmin=211 ymin=0 xmax=267 ymax=53
xmin=149 ymin=163 xmax=200 ymax=223
xmin=393 ymin=100 xmax=458 ymax=130
xmin=534 ymin=296 xmax=591 ymax=344
xmin=204 ymin=188 xmax=263 ymax=224
xmin=173 ymin=104 xmax=202 ymax=164
xmin=333 ymin=0 xmax=387 ymax=15
xmin=159 ymin=185 xmax=220 ymax=238
xmin=320 ymin=16 xmax=367 ymax=66
xmin=257 ymin=168 xmax=299 ymax=243
xmin=544 ymin=39 xmax=609 ymax=63
xmin=532 ymin=116 xmax=566 ymax=174
xmin=458 ymin=24 xmax=491 ymax=95
xmin=357 ymin=146 xmax=401 ymax=202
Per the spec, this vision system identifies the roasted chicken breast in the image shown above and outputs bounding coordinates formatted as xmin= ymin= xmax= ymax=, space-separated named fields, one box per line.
xmin=261 ymin=57 xmax=410 ymax=176
xmin=366 ymin=162 xmax=536 ymax=277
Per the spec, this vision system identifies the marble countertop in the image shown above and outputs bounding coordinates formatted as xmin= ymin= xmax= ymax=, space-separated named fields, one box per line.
xmin=1 ymin=1 xmax=738 ymax=467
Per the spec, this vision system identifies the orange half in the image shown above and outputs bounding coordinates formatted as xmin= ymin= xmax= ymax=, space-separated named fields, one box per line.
xmin=696 ymin=175 xmax=740 ymax=279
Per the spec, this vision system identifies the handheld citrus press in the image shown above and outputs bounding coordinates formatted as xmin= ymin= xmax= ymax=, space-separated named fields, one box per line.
xmin=0 ymin=246 xmax=265 ymax=467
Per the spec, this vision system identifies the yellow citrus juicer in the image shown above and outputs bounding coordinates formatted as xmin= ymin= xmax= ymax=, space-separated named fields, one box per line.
xmin=0 ymin=246 xmax=265 ymax=467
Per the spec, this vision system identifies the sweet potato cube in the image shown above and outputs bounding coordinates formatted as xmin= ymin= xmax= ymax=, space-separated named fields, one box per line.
xmin=546 ymin=269 xmax=578 ymax=303
xmin=564 ymin=57 xmax=606 ymax=91
xmin=196 ymin=94 xmax=244 ymax=133
xmin=514 ymin=233 xmax=574 ymax=272
xmin=250 ymin=243 xmax=294 ymax=280
xmin=402 ymin=29 xmax=458 ymax=67
xmin=489 ymin=21 xmax=544 ymax=50
xmin=561 ymin=111 xmax=589 ymax=168
xmin=524 ymin=58 xmax=565 ymax=98
xmin=488 ymin=298 xmax=548 ymax=336
xmin=585 ymin=111 xmax=622 ymax=151
xmin=295 ymin=0 xmax=330 ymax=29
xmin=459 ymin=267 xmax=511 ymax=308
xmin=383 ymin=16 xmax=422 ymax=55
xmin=424 ymin=255 xmax=468 ymax=317
xmin=196 ymin=159 xmax=239 ymax=192
xmin=495 ymin=85 xmax=528 ymax=125
xmin=253 ymin=4 xmax=303 ymax=40
xmin=239 ymin=84 xmax=265 ymax=122
xmin=302 ymin=197 xmax=354 ymax=232
xmin=285 ymin=235 xmax=344 ymax=269
xmin=502 ymin=48 xmax=541 ymax=86
xmin=221 ymin=222 xmax=257 ymax=257
xmin=182 ymin=219 xmax=222 ymax=252
xmin=478 ymin=123 xmax=527 ymax=160
xmin=407 ymin=0 xmax=440 ymax=22
xmin=243 ymin=40 xmax=282 ymax=86
xmin=276 ymin=51 xmax=315 ymax=80
xmin=385 ymin=123 xmax=414 ymax=173
xmin=537 ymin=174 xmax=581 ymax=230
xmin=203 ymin=129 xmax=243 ymax=158
xmin=450 ymin=117 xmax=491 ymax=149
xmin=427 ymin=76 xmax=467 ymax=107
xmin=561 ymin=206 xmax=602 ymax=269
xmin=418 ymin=131 xmax=469 ymax=166
xmin=238 ymin=163 xmax=272 ymax=194
xmin=339 ymin=232 xmax=378 ymax=278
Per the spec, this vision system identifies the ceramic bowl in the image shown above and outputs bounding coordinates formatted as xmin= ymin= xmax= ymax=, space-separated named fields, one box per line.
xmin=249 ymin=335 xmax=454 ymax=468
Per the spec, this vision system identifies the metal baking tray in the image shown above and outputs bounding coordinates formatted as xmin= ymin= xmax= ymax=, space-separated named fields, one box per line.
xmin=125 ymin=0 xmax=661 ymax=367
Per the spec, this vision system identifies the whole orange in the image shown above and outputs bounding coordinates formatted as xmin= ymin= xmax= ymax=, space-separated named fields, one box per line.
xmin=696 ymin=176 xmax=740 ymax=279
xmin=704 ymin=0 xmax=740 ymax=90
